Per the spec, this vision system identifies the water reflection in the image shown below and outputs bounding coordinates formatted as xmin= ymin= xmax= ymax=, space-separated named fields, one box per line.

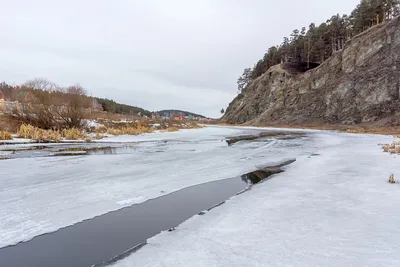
xmin=0 ymin=144 xmax=139 ymax=159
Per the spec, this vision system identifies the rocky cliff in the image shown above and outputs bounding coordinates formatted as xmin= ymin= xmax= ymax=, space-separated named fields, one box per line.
xmin=222 ymin=17 xmax=400 ymax=127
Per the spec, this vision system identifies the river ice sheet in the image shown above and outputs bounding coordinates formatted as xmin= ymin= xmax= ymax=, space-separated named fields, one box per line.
xmin=109 ymin=131 xmax=400 ymax=267
xmin=0 ymin=126 xmax=312 ymax=248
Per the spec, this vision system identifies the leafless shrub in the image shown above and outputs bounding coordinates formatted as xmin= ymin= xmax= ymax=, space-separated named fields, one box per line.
xmin=23 ymin=78 xmax=60 ymax=92
xmin=55 ymin=84 xmax=89 ymax=129
xmin=0 ymin=115 xmax=22 ymax=133
xmin=13 ymin=80 xmax=89 ymax=130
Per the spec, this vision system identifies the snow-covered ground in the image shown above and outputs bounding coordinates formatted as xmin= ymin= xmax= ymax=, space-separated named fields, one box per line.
xmin=1 ymin=126 xmax=399 ymax=267
xmin=108 ymin=131 xmax=400 ymax=267
xmin=0 ymin=126 xmax=312 ymax=248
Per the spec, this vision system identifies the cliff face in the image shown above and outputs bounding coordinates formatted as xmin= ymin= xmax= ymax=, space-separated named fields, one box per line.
xmin=223 ymin=17 xmax=400 ymax=127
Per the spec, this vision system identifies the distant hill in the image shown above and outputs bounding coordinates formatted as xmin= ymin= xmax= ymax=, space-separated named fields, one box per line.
xmin=155 ymin=109 xmax=207 ymax=118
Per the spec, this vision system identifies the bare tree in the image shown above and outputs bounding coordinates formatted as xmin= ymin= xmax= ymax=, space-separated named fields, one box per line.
xmin=23 ymin=78 xmax=60 ymax=92
xmin=14 ymin=79 xmax=90 ymax=129
xmin=56 ymin=84 xmax=89 ymax=128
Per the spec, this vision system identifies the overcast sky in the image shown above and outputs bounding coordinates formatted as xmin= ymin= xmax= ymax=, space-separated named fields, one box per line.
xmin=1 ymin=0 xmax=360 ymax=117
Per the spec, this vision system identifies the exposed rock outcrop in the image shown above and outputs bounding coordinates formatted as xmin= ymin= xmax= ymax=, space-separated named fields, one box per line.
xmin=222 ymin=17 xmax=400 ymax=127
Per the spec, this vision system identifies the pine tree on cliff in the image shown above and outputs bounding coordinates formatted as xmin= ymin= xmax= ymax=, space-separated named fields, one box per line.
xmin=237 ymin=68 xmax=253 ymax=94
xmin=240 ymin=0 xmax=400 ymax=86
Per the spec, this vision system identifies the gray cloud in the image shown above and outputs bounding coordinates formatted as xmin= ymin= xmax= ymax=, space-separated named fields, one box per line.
xmin=0 ymin=0 xmax=359 ymax=117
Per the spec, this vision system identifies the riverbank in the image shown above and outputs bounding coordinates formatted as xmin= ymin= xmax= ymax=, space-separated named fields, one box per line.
xmin=207 ymin=121 xmax=400 ymax=136
xmin=0 ymin=114 xmax=203 ymax=144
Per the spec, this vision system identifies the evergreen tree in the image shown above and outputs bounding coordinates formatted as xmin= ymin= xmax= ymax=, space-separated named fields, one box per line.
xmin=240 ymin=0 xmax=399 ymax=83
xmin=237 ymin=68 xmax=253 ymax=93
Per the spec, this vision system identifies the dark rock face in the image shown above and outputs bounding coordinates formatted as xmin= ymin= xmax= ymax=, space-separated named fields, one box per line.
xmin=222 ymin=17 xmax=400 ymax=126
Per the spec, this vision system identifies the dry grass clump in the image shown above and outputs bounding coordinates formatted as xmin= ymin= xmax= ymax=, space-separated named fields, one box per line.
xmin=17 ymin=124 xmax=41 ymax=139
xmin=383 ymin=144 xmax=390 ymax=152
xmin=346 ymin=128 xmax=365 ymax=133
xmin=17 ymin=125 xmax=87 ymax=142
xmin=17 ymin=124 xmax=62 ymax=142
xmin=94 ymin=133 xmax=104 ymax=140
xmin=62 ymin=128 xmax=86 ymax=140
xmin=186 ymin=122 xmax=204 ymax=129
xmin=382 ymin=141 xmax=400 ymax=154
xmin=107 ymin=124 xmax=154 ymax=136
xmin=165 ymin=127 xmax=179 ymax=132
xmin=389 ymin=174 xmax=397 ymax=184
xmin=0 ymin=131 xmax=13 ymax=140
xmin=86 ymin=120 xmax=203 ymax=136
xmin=95 ymin=126 xmax=107 ymax=134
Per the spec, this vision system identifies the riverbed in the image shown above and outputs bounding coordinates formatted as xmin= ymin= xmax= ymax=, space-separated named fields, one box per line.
xmin=2 ymin=126 xmax=388 ymax=267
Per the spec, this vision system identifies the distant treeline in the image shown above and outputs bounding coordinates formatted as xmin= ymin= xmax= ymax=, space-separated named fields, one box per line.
xmin=237 ymin=0 xmax=400 ymax=93
xmin=94 ymin=98 xmax=152 ymax=117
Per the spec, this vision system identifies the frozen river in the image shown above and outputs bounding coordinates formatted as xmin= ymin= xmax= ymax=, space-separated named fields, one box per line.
xmin=1 ymin=126 xmax=397 ymax=267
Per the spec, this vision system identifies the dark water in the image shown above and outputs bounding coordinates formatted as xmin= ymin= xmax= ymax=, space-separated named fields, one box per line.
xmin=0 ymin=177 xmax=248 ymax=267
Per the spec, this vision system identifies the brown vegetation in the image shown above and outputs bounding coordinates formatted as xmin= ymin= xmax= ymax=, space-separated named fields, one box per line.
xmin=95 ymin=126 xmax=108 ymax=134
xmin=87 ymin=111 xmax=142 ymax=123
xmin=6 ymin=119 xmax=203 ymax=141
xmin=0 ymin=115 xmax=22 ymax=133
xmin=165 ymin=127 xmax=179 ymax=132
xmin=381 ymin=141 xmax=400 ymax=154
xmin=61 ymin=128 xmax=86 ymax=140
xmin=12 ymin=79 xmax=90 ymax=130
xmin=16 ymin=124 xmax=88 ymax=142
xmin=106 ymin=125 xmax=153 ymax=136
xmin=94 ymin=119 xmax=202 ymax=136
xmin=94 ymin=133 xmax=104 ymax=140
xmin=17 ymin=124 xmax=61 ymax=142
xmin=0 ymin=131 xmax=13 ymax=140
xmin=389 ymin=174 xmax=396 ymax=184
